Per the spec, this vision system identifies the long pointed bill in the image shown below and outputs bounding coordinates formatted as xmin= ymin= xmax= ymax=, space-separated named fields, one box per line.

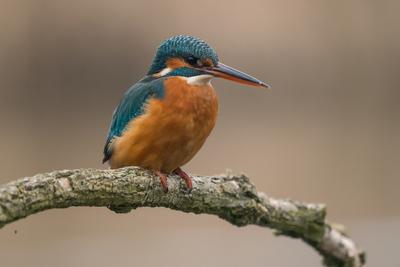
xmin=204 ymin=62 xmax=270 ymax=88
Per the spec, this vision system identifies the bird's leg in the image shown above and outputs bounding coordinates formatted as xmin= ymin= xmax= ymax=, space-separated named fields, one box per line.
xmin=173 ymin=167 xmax=193 ymax=191
xmin=155 ymin=171 xmax=168 ymax=193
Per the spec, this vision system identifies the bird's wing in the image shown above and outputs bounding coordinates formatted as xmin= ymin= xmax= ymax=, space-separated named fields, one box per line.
xmin=102 ymin=77 xmax=165 ymax=163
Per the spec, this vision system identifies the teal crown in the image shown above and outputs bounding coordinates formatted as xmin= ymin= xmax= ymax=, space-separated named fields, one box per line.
xmin=148 ymin=35 xmax=219 ymax=75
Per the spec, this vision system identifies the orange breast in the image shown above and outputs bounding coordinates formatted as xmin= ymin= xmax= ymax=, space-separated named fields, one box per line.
xmin=110 ymin=77 xmax=218 ymax=173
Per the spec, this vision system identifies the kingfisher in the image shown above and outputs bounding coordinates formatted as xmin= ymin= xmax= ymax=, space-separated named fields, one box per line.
xmin=103 ymin=35 xmax=270 ymax=192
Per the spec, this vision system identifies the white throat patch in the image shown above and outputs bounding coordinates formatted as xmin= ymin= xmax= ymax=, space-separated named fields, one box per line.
xmin=186 ymin=75 xmax=213 ymax=86
xmin=157 ymin=67 xmax=172 ymax=77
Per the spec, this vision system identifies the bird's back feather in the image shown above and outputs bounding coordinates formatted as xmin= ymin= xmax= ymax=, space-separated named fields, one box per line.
xmin=103 ymin=76 xmax=165 ymax=163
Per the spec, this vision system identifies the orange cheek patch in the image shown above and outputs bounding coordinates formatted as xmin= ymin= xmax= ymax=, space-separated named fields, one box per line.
xmin=166 ymin=58 xmax=189 ymax=69
xmin=202 ymin=58 xmax=214 ymax=67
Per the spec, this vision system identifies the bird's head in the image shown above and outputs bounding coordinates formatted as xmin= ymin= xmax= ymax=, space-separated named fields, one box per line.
xmin=148 ymin=35 xmax=270 ymax=88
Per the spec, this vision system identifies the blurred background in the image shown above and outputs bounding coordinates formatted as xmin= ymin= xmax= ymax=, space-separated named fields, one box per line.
xmin=0 ymin=0 xmax=399 ymax=266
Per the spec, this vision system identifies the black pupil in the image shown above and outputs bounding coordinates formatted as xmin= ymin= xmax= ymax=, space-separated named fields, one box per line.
xmin=187 ymin=56 xmax=198 ymax=65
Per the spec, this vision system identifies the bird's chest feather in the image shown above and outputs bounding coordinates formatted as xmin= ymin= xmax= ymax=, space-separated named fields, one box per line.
xmin=112 ymin=77 xmax=218 ymax=171
xmin=161 ymin=77 xmax=218 ymax=129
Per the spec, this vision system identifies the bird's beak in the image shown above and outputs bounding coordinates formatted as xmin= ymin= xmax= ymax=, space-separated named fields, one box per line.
xmin=202 ymin=62 xmax=270 ymax=88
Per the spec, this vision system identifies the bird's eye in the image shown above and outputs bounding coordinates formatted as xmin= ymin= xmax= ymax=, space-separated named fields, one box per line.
xmin=186 ymin=56 xmax=199 ymax=66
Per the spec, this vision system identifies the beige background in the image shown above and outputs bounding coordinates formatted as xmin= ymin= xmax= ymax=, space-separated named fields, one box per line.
xmin=0 ymin=0 xmax=399 ymax=266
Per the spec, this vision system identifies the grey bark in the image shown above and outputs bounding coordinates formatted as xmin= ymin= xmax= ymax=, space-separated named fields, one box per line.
xmin=0 ymin=167 xmax=365 ymax=267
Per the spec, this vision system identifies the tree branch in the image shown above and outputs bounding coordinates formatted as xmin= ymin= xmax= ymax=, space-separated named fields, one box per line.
xmin=0 ymin=167 xmax=365 ymax=266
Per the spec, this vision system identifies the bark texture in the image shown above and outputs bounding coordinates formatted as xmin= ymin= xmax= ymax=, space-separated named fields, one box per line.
xmin=0 ymin=167 xmax=365 ymax=267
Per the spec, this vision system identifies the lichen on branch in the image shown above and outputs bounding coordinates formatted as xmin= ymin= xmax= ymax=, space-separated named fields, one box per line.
xmin=0 ymin=167 xmax=365 ymax=267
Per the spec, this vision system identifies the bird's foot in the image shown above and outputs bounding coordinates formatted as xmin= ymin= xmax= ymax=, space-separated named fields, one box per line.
xmin=173 ymin=167 xmax=193 ymax=191
xmin=155 ymin=171 xmax=168 ymax=193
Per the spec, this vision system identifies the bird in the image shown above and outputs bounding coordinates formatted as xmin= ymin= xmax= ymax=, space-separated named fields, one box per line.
xmin=103 ymin=35 xmax=270 ymax=192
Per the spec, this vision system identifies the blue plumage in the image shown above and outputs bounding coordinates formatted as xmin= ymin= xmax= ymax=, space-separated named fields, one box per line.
xmin=148 ymin=35 xmax=218 ymax=75
xmin=102 ymin=76 xmax=166 ymax=163
xmin=166 ymin=67 xmax=204 ymax=78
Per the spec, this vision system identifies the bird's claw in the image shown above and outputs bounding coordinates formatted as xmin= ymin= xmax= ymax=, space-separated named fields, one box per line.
xmin=155 ymin=168 xmax=193 ymax=193
xmin=173 ymin=167 xmax=193 ymax=191
xmin=155 ymin=171 xmax=169 ymax=193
